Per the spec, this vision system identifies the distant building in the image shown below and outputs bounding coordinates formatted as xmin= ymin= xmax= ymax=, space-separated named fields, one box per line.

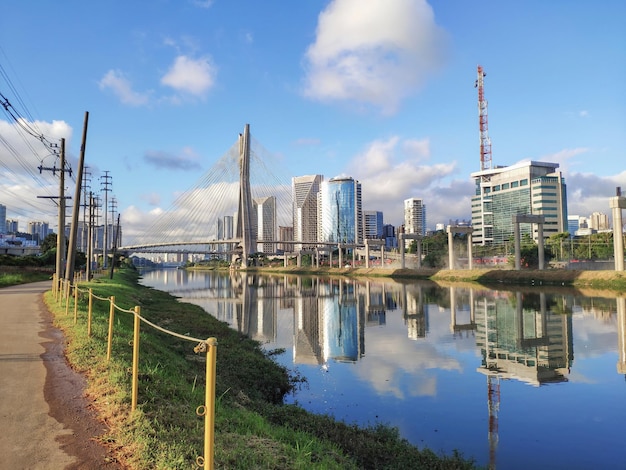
xmin=471 ymin=160 xmax=568 ymax=245
xmin=363 ymin=211 xmax=383 ymax=239
xmin=292 ymin=174 xmax=323 ymax=250
xmin=6 ymin=218 xmax=18 ymax=234
xmin=404 ymin=198 xmax=426 ymax=249
xmin=382 ymin=224 xmax=397 ymax=248
xmin=255 ymin=196 xmax=277 ymax=253
xmin=278 ymin=225 xmax=293 ymax=253
xmin=318 ymin=177 xmax=363 ymax=244
xmin=589 ymin=212 xmax=610 ymax=231
xmin=0 ymin=204 xmax=6 ymax=235
xmin=567 ymin=215 xmax=580 ymax=238
xmin=28 ymin=221 xmax=50 ymax=244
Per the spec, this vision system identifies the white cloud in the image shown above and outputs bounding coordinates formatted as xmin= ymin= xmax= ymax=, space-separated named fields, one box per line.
xmin=0 ymin=118 xmax=74 ymax=227
xmin=538 ymin=147 xmax=626 ymax=221
xmin=98 ymin=70 xmax=150 ymax=106
xmin=303 ymin=0 xmax=448 ymax=114
xmin=347 ymin=136 xmax=467 ymax=226
xmin=191 ymin=0 xmax=213 ymax=8
xmin=161 ymin=55 xmax=216 ymax=97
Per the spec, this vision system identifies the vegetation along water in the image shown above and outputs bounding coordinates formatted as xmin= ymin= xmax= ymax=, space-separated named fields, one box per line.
xmin=43 ymin=266 xmax=476 ymax=469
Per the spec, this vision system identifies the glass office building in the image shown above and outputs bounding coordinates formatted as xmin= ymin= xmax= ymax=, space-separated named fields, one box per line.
xmin=471 ymin=160 xmax=567 ymax=246
xmin=318 ymin=177 xmax=363 ymax=244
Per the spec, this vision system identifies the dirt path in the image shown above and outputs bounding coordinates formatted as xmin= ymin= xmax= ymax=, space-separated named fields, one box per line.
xmin=0 ymin=281 xmax=123 ymax=469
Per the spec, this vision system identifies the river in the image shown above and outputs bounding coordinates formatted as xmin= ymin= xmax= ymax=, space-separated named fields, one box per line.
xmin=140 ymin=268 xmax=625 ymax=470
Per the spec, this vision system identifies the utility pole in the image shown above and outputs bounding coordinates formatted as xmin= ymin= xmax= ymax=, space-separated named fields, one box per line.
xmin=109 ymin=213 xmax=121 ymax=279
xmin=100 ymin=170 xmax=112 ymax=268
xmin=37 ymin=139 xmax=71 ymax=284
xmin=81 ymin=165 xmax=92 ymax=252
xmin=66 ymin=111 xmax=89 ymax=282
xmin=86 ymin=191 xmax=94 ymax=280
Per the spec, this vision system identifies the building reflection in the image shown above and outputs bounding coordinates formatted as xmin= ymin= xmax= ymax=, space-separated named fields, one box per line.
xmin=474 ymin=290 xmax=573 ymax=386
xmin=401 ymin=284 xmax=428 ymax=339
xmin=617 ymin=296 xmax=626 ymax=375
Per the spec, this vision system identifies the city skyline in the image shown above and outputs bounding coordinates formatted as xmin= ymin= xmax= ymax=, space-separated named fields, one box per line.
xmin=1 ymin=1 xmax=624 ymax=237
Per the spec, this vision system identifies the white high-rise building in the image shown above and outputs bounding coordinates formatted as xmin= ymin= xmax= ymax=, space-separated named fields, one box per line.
xmin=292 ymin=175 xmax=323 ymax=250
xmin=404 ymin=198 xmax=426 ymax=248
xmin=589 ymin=212 xmax=610 ymax=231
xmin=28 ymin=221 xmax=50 ymax=244
xmin=255 ymin=196 xmax=277 ymax=253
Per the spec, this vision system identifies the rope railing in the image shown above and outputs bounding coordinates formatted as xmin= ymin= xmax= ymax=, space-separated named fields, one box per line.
xmin=49 ymin=274 xmax=217 ymax=469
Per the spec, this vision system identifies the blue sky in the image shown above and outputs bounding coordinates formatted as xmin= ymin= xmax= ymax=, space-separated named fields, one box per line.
xmin=1 ymin=0 xmax=625 ymax=242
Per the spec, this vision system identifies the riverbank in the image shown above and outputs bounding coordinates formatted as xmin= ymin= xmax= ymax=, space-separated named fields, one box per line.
xmin=233 ymin=265 xmax=626 ymax=291
xmin=44 ymin=268 xmax=477 ymax=469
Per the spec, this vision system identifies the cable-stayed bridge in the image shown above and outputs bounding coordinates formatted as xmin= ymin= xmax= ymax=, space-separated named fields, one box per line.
xmin=120 ymin=124 xmax=293 ymax=267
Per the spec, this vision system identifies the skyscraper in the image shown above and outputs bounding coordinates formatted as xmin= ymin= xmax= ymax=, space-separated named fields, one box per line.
xmin=255 ymin=196 xmax=276 ymax=253
xmin=318 ymin=177 xmax=362 ymax=244
xmin=0 ymin=204 xmax=6 ymax=235
xmin=471 ymin=160 xmax=567 ymax=245
xmin=363 ymin=211 xmax=384 ymax=239
xmin=292 ymin=174 xmax=323 ymax=249
xmin=404 ymin=198 xmax=426 ymax=238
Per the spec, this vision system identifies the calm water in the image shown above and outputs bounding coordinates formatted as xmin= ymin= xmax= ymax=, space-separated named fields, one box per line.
xmin=140 ymin=269 xmax=626 ymax=470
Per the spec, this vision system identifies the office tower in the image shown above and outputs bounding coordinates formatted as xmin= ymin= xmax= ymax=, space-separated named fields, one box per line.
xmin=6 ymin=219 xmax=18 ymax=234
xmin=567 ymin=215 xmax=580 ymax=238
xmin=471 ymin=160 xmax=568 ymax=245
xmin=255 ymin=196 xmax=276 ymax=253
xmin=278 ymin=226 xmax=293 ymax=253
xmin=0 ymin=204 xmax=6 ymax=234
xmin=318 ymin=177 xmax=363 ymax=244
xmin=404 ymin=198 xmax=426 ymax=238
xmin=589 ymin=212 xmax=610 ymax=231
xmin=292 ymin=174 xmax=323 ymax=250
xmin=363 ymin=211 xmax=384 ymax=239
xmin=28 ymin=221 xmax=50 ymax=244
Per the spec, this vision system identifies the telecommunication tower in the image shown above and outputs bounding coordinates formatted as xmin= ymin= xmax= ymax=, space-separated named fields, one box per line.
xmin=475 ymin=65 xmax=492 ymax=171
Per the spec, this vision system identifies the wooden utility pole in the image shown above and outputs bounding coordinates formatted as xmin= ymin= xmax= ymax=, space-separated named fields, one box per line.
xmin=55 ymin=138 xmax=67 ymax=282
xmin=66 ymin=111 xmax=89 ymax=281
xmin=86 ymin=192 xmax=94 ymax=280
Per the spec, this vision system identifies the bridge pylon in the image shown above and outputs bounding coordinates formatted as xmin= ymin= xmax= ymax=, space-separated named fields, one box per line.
xmin=233 ymin=124 xmax=257 ymax=267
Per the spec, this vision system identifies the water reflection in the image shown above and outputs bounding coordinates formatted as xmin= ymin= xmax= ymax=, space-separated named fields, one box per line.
xmin=140 ymin=269 xmax=626 ymax=469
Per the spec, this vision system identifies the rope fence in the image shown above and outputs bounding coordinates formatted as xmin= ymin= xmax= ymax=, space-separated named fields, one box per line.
xmin=50 ymin=274 xmax=217 ymax=469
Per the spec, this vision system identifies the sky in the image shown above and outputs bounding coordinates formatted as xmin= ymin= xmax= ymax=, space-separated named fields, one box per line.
xmin=1 ymin=0 xmax=625 ymax=244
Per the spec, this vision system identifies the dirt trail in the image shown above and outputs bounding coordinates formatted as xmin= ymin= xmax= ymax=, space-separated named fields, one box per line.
xmin=0 ymin=281 xmax=122 ymax=469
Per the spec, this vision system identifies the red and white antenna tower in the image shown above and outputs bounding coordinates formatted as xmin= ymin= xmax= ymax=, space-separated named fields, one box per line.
xmin=475 ymin=65 xmax=492 ymax=171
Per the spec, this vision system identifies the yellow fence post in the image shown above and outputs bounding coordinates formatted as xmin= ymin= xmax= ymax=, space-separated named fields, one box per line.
xmin=65 ymin=282 xmax=71 ymax=315
xmin=204 ymin=337 xmax=218 ymax=470
xmin=73 ymin=284 xmax=79 ymax=324
xmin=107 ymin=296 xmax=115 ymax=362
xmin=131 ymin=306 xmax=141 ymax=413
xmin=87 ymin=288 xmax=93 ymax=338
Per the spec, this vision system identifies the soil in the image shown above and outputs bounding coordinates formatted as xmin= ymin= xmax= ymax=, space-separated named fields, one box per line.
xmin=40 ymin=296 xmax=125 ymax=469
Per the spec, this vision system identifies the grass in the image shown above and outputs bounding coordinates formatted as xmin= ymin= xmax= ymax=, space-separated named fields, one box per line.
xmin=0 ymin=268 xmax=51 ymax=287
xmin=44 ymin=267 xmax=477 ymax=469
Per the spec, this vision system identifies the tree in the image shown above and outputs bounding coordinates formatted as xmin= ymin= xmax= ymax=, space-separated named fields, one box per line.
xmin=40 ymin=233 xmax=57 ymax=254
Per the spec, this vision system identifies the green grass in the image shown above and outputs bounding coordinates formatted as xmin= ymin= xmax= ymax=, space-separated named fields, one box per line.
xmin=0 ymin=270 xmax=51 ymax=287
xmin=45 ymin=267 xmax=477 ymax=469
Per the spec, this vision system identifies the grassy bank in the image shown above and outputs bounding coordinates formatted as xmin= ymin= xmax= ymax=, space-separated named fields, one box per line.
xmin=0 ymin=267 xmax=52 ymax=287
xmin=44 ymin=268 xmax=476 ymax=469
xmin=236 ymin=265 xmax=626 ymax=292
